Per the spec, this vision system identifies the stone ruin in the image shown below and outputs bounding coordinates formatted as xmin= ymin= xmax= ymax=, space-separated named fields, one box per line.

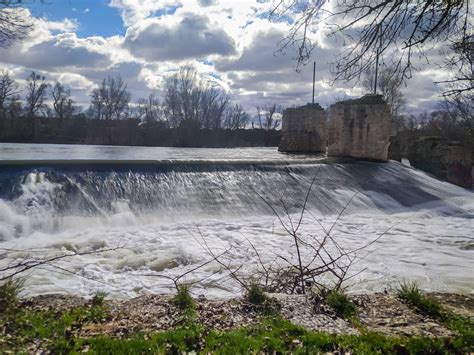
xmin=279 ymin=94 xmax=473 ymax=187
xmin=279 ymin=94 xmax=391 ymax=161
xmin=327 ymin=94 xmax=392 ymax=161
xmin=278 ymin=103 xmax=327 ymax=153
xmin=390 ymin=131 xmax=473 ymax=188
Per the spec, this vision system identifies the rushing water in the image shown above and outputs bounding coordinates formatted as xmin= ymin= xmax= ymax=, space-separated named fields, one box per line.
xmin=0 ymin=143 xmax=473 ymax=297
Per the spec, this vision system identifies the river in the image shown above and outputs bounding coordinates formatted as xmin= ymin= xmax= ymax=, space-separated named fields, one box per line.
xmin=0 ymin=143 xmax=472 ymax=298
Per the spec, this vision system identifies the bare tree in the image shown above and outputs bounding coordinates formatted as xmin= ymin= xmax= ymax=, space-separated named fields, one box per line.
xmin=443 ymin=94 xmax=473 ymax=131
xmin=163 ymin=66 xmax=228 ymax=129
xmin=428 ymin=99 xmax=474 ymax=132
xmin=137 ymin=93 xmax=163 ymax=124
xmin=200 ymin=86 xmax=228 ymax=130
xmin=438 ymin=34 xmax=473 ymax=98
xmin=363 ymin=67 xmax=405 ymax=118
xmin=0 ymin=0 xmax=33 ymax=48
xmin=256 ymin=104 xmax=281 ymax=130
xmin=51 ymin=82 xmax=75 ymax=120
xmin=25 ymin=71 xmax=48 ymax=117
xmin=223 ymin=104 xmax=250 ymax=130
xmin=5 ymin=95 xmax=21 ymax=118
xmin=163 ymin=66 xmax=197 ymax=127
xmin=270 ymin=1 xmax=472 ymax=96
xmin=0 ymin=70 xmax=19 ymax=117
xmin=437 ymin=36 xmax=473 ymax=131
xmin=89 ymin=75 xmax=131 ymax=120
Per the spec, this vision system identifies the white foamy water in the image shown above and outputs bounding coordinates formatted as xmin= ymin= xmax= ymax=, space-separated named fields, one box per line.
xmin=0 ymin=143 xmax=472 ymax=298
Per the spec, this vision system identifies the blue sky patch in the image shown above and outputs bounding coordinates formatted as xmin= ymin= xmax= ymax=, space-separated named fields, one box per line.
xmin=153 ymin=4 xmax=182 ymax=18
xmin=26 ymin=0 xmax=125 ymax=38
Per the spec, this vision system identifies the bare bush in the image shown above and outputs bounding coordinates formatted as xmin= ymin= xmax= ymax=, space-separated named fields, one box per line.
xmin=0 ymin=172 xmax=398 ymax=299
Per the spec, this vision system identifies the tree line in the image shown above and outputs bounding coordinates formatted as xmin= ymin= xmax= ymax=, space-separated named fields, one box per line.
xmin=0 ymin=66 xmax=282 ymax=131
xmin=362 ymin=66 xmax=473 ymax=134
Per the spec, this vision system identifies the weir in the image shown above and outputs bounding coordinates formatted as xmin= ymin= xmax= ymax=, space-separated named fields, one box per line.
xmin=0 ymin=160 xmax=472 ymax=240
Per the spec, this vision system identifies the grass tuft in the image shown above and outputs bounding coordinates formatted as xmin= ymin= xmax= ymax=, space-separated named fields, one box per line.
xmin=172 ymin=284 xmax=195 ymax=311
xmin=245 ymin=282 xmax=279 ymax=316
xmin=324 ymin=290 xmax=357 ymax=319
xmin=397 ymin=281 xmax=443 ymax=319
xmin=91 ymin=290 xmax=108 ymax=307
xmin=0 ymin=278 xmax=25 ymax=312
xmin=397 ymin=281 xmax=473 ymax=350
xmin=246 ymin=282 xmax=267 ymax=306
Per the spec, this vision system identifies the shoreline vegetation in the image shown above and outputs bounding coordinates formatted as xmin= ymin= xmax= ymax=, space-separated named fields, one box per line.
xmin=1 ymin=281 xmax=472 ymax=354
xmin=0 ymin=121 xmax=282 ymax=148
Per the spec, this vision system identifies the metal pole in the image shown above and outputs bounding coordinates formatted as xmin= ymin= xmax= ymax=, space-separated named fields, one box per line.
xmin=374 ymin=25 xmax=382 ymax=95
xmin=374 ymin=48 xmax=379 ymax=95
xmin=312 ymin=61 xmax=316 ymax=104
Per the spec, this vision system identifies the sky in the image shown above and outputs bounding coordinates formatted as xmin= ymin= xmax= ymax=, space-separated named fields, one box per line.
xmin=0 ymin=0 xmax=453 ymax=115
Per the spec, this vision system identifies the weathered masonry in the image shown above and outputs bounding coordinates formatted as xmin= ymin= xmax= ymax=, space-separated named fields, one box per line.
xmin=278 ymin=103 xmax=327 ymax=153
xmin=327 ymin=94 xmax=391 ymax=161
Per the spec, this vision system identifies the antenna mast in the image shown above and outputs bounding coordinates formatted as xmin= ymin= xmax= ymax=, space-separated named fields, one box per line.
xmin=312 ymin=61 xmax=316 ymax=104
xmin=374 ymin=25 xmax=383 ymax=95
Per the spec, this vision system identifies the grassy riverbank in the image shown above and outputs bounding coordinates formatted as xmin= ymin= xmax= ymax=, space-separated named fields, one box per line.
xmin=1 ymin=282 xmax=472 ymax=354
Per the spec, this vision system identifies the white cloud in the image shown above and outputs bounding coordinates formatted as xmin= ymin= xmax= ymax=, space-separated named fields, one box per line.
xmin=0 ymin=33 xmax=112 ymax=71
xmin=109 ymin=0 xmax=179 ymax=26
xmin=0 ymin=3 xmax=452 ymax=113
xmin=197 ymin=0 xmax=218 ymax=7
xmin=124 ymin=13 xmax=236 ymax=61
xmin=39 ymin=17 xmax=78 ymax=33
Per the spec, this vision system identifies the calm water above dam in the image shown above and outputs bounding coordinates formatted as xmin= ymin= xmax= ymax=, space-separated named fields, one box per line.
xmin=0 ymin=143 xmax=472 ymax=298
xmin=0 ymin=143 xmax=320 ymax=162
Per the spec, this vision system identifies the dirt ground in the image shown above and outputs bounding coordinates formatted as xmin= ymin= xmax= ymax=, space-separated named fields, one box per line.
xmin=21 ymin=292 xmax=473 ymax=338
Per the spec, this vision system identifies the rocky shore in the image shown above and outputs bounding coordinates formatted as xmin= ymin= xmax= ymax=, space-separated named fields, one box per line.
xmin=19 ymin=292 xmax=473 ymax=339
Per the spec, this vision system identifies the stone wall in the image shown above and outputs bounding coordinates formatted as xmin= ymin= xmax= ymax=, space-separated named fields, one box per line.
xmin=328 ymin=95 xmax=391 ymax=161
xmin=389 ymin=130 xmax=473 ymax=188
xmin=278 ymin=103 xmax=327 ymax=153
